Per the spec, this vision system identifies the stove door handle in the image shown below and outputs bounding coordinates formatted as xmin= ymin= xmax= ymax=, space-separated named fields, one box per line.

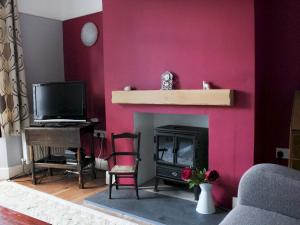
xmin=171 ymin=171 xmax=178 ymax=177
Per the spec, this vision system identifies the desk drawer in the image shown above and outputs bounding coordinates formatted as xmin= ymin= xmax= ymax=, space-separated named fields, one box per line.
xmin=25 ymin=128 xmax=81 ymax=148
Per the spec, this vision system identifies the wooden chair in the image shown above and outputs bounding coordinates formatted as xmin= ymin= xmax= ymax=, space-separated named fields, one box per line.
xmin=106 ymin=132 xmax=141 ymax=199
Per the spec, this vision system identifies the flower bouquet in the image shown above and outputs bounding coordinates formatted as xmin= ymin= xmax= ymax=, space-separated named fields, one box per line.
xmin=181 ymin=167 xmax=219 ymax=187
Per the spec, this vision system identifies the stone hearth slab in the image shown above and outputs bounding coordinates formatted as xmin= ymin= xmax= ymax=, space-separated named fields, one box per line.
xmin=84 ymin=189 xmax=227 ymax=225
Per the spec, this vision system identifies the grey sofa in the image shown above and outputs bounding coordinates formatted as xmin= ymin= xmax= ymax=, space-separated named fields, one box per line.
xmin=220 ymin=164 xmax=300 ymax=225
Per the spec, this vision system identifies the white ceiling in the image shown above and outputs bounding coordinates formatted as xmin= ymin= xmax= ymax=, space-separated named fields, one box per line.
xmin=17 ymin=0 xmax=103 ymax=21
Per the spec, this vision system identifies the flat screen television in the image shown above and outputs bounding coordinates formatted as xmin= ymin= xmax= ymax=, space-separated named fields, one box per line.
xmin=33 ymin=82 xmax=86 ymax=122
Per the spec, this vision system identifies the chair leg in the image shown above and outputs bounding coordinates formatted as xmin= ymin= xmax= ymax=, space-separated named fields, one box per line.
xmin=109 ymin=174 xmax=112 ymax=199
xmin=115 ymin=175 xmax=119 ymax=190
xmin=135 ymin=175 xmax=139 ymax=200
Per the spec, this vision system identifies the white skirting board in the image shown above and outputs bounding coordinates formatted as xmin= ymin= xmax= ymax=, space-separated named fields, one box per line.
xmin=0 ymin=164 xmax=24 ymax=180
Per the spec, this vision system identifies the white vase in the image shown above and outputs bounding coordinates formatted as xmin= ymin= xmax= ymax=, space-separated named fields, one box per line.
xmin=196 ymin=183 xmax=216 ymax=214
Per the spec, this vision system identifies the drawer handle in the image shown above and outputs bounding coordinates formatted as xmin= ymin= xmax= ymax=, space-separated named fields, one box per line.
xmin=171 ymin=172 xmax=178 ymax=176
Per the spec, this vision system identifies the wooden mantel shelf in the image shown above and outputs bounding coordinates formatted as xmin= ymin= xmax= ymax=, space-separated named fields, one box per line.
xmin=112 ymin=89 xmax=234 ymax=106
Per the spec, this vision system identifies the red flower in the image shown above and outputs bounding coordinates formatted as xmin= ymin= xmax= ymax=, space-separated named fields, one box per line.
xmin=181 ymin=167 xmax=192 ymax=180
xmin=205 ymin=170 xmax=219 ymax=182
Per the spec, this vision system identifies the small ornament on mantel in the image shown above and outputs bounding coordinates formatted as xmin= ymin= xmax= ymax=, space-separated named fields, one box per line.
xmin=123 ymin=85 xmax=132 ymax=91
xmin=161 ymin=71 xmax=174 ymax=90
xmin=202 ymin=81 xmax=211 ymax=90
xmin=123 ymin=85 xmax=137 ymax=91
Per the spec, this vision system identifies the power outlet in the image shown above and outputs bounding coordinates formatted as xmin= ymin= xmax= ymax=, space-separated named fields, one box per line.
xmin=276 ymin=147 xmax=289 ymax=159
xmin=94 ymin=129 xmax=106 ymax=138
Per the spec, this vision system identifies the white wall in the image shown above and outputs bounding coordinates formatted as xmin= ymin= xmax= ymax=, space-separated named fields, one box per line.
xmin=134 ymin=113 xmax=155 ymax=185
xmin=0 ymin=136 xmax=23 ymax=180
xmin=17 ymin=0 xmax=103 ymax=21
xmin=0 ymin=138 xmax=8 ymax=168
xmin=5 ymin=136 xmax=23 ymax=167
xmin=134 ymin=112 xmax=208 ymax=185
xmin=61 ymin=0 xmax=102 ymax=20
xmin=153 ymin=114 xmax=208 ymax=128
xmin=20 ymin=13 xmax=65 ymax=112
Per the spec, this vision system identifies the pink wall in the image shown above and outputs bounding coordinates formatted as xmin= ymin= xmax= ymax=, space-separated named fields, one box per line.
xmin=63 ymin=13 xmax=105 ymax=127
xmin=103 ymin=0 xmax=255 ymax=207
xmin=61 ymin=0 xmax=300 ymax=208
xmin=255 ymin=0 xmax=300 ymax=164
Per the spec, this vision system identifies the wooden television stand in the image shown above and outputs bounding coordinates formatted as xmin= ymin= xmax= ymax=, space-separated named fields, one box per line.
xmin=25 ymin=122 xmax=96 ymax=189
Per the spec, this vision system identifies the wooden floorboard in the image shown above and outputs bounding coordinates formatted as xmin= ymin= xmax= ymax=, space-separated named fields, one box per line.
xmin=13 ymin=170 xmax=107 ymax=204
xmin=0 ymin=206 xmax=50 ymax=225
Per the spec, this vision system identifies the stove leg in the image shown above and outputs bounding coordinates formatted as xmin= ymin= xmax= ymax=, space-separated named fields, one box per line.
xmin=154 ymin=177 xmax=159 ymax=192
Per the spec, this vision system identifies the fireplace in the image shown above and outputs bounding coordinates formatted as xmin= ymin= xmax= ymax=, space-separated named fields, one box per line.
xmin=134 ymin=113 xmax=209 ymax=199
xmin=153 ymin=125 xmax=208 ymax=200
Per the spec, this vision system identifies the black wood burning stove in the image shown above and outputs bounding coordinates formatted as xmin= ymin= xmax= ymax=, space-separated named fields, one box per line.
xmin=154 ymin=125 xmax=208 ymax=200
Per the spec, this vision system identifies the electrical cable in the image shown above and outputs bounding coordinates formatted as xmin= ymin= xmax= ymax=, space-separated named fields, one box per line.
xmin=95 ymin=133 xmax=105 ymax=170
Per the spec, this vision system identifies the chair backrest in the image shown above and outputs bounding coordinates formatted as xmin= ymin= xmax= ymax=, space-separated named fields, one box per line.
xmin=111 ymin=132 xmax=141 ymax=165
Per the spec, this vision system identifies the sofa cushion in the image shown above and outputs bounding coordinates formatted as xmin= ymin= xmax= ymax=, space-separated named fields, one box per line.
xmin=238 ymin=164 xmax=300 ymax=219
xmin=219 ymin=205 xmax=300 ymax=225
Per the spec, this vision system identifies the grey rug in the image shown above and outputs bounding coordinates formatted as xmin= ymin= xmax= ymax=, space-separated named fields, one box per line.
xmin=84 ymin=189 xmax=227 ymax=225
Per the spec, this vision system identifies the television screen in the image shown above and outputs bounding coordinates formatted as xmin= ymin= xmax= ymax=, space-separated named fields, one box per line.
xmin=33 ymin=82 xmax=86 ymax=122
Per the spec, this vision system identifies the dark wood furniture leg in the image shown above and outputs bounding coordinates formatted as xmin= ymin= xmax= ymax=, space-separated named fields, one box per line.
xmin=77 ymin=147 xmax=84 ymax=189
xmin=91 ymin=133 xmax=96 ymax=179
xmin=47 ymin=147 xmax=53 ymax=176
xmin=29 ymin=146 xmax=36 ymax=185
xmin=135 ymin=175 xmax=139 ymax=200
xmin=109 ymin=173 xmax=112 ymax=199
xmin=115 ymin=175 xmax=119 ymax=189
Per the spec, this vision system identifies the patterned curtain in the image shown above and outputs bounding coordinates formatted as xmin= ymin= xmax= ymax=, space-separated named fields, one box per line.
xmin=0 ymin=0 xmax=29 ymax=136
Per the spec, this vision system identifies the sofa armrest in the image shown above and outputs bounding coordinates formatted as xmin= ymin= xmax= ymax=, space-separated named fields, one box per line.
xmin=238 ymin=164 xmax=300 ymax=219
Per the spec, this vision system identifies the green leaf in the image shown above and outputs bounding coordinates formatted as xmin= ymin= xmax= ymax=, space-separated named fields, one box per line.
xmin=189 ymin=182 xmax=195 ymax=189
